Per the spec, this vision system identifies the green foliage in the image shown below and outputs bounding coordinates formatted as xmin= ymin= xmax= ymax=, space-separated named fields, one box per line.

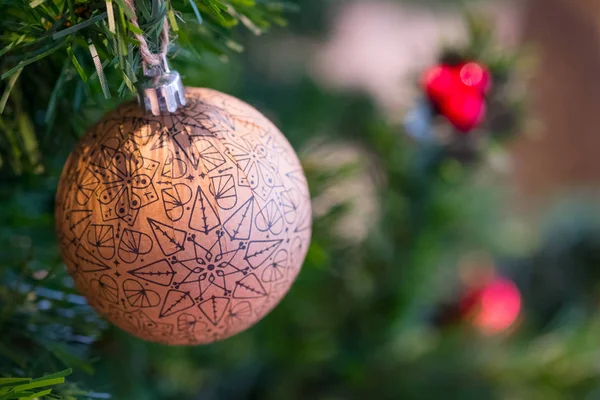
xmin=4 ymin=0 xmax=600 ymax=398
xmin=0 ymin=0 xmax=286 ymax=97
xmin=0 ymin=369 xmax=71 ymax=399
xmin=0 ymin=172 xmax=109 ymax=397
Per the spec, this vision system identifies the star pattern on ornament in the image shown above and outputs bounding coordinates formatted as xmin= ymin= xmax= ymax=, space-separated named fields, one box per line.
xmin=172 ymin=231 xmax=250 ymax=300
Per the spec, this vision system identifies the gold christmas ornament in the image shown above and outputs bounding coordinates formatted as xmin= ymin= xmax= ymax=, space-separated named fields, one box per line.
xmin=55 ymin=87 xmax=312 ymax=344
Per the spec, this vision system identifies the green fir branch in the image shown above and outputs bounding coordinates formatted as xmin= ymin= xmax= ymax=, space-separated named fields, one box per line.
xmin=0 ymin=369 xmax=71 ymax=400
xmin=0 ymin=0 xmax=288 ymax=104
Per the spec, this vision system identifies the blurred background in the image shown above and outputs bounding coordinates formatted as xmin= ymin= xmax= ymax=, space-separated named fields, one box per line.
xmin=6 ymin=0 xmax=600 ymax=398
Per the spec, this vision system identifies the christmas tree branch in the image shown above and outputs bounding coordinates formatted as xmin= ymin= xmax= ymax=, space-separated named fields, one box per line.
xmin=0 ymin=0 xmax=289 ymax=111
xmin=0 ymin=369 xmax=71 ymax=399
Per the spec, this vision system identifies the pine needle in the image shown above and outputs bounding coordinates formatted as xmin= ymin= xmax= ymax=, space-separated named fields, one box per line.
xmin=0 ymin=69 xmax=22 ymax=114
xmin=189 ymin=0 xmax=204 ymax=24
xmin=87 ymin=40 xmax=111 ymax=99
xmin=29 ymin=0 xmax=47 ymax=8
xmin=106 ymin=0 xmax=116 ymax=33
xmin=52 ymin=12 xmax=108 ymax=40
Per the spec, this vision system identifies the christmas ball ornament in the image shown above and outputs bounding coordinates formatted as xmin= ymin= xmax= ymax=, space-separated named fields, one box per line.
xmin=55 ymin=78 xmax=312 ymax=344
xmin=460 ymin=278 xmax=521 ymax=335
xmin=421 ymin=61 xmax=491 ymax=133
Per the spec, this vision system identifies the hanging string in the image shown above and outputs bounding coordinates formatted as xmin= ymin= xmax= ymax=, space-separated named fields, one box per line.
xmin=123 ymin=0 xmax=170 ymax=72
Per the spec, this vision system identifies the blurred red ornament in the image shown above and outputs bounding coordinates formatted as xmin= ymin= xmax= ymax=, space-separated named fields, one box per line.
xmin=460 ymin=278 xmax=521 ymax=335
xmin=440 ymin=89 xmax=486 ymax=133
xmin=421 ymin=61 xmax=491 ymax=133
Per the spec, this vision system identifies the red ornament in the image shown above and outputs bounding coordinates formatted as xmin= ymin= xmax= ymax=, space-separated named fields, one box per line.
xmin=439 ymin=88 xmax=486 ymax=133
xmin=460 ymin=278 xmax=521 ymax=335
xmin=421 ymin=61 xmax=491 ymax=133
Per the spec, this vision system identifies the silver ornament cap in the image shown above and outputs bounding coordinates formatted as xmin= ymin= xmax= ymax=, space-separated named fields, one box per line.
xmin=137 ymin=59 xmax=186 ymax=116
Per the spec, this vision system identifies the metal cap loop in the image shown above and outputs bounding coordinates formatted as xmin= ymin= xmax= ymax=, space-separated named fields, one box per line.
xmin=137 ymin=57 xmax=186 ymax=115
